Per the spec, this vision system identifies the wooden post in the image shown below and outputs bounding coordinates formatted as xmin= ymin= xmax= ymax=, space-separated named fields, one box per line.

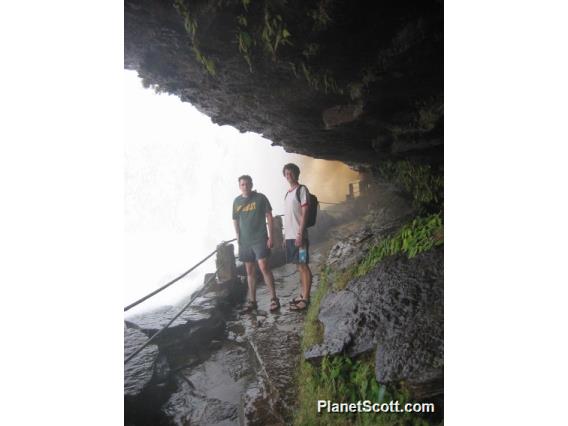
xmin=359 ymin=179 xmax=367 ymax=195
xmin=216 ymin=243 xmax=236 ymax=283
xmin=271 ymin=216 xmax=284 ymax=249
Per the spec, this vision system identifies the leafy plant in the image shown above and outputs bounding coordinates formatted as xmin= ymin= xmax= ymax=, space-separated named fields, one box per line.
xmin=302 ymin=42 xmax=320 ymax=58
xmin=378 ymin=160 xmax=443 ymax=212
xmin=355 ymin=213 xmax=443 ymax=278
xmin=299 ymin=62 xmax=343 ymax=95
xmin=236 ymin=14 xmax=248 ymax=27
xmin=308 ymin=0 xmax=334 ymax=31
xmin=296 ymin=352 xmax=430 ymax=425
xmin=318 ymin=355 xmax=386 ymax=403
xmin=348 ymin=82 xmax=364 ymax=101
xmin=332 ymin=213 xmax=443 ymax=290
xmin=192 ymin=46 xmax=216 ymax=76
xmin=173 ymin=0 xmax=216 ymax=76
xmin=236 ymin=26 xmax=254 ymax=71
xmin=261 ymin=5 xmax=292 ymax=60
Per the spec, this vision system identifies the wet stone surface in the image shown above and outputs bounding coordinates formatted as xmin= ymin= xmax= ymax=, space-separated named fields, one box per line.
xmin=163 ymin=343 xmax=250 ymax=425
xmin=181 ymin=247 xmax=324 ymax=426
xmin=124 ymin=326 xmax=164 ymax=397
xmin=124 ymin=245 xmax=325 ymax=426
xmin=124 ymin=325 xmax=177 ymax=426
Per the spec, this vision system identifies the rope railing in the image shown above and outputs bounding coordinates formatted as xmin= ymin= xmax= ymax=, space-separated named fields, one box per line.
xmin=124 ymin=267 xmax=221 ymax=365
xmin=124 ymin=238 xmax=236 ymax=312
xmin=125 ymin=202 xmax=343 ymax=313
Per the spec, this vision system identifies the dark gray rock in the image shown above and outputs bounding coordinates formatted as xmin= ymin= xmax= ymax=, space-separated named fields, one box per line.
xmin=124 ymin=326 xmax=177 ymax=426
xmin=242 ymin=374 xmax=285 ymax=426
xmin=125 ymin=276 xmax=248 ymax=425
xmin=326 ymin=230 xmax=376 ymax=271
xmin=199 ymin=399 xmax=239 ymax=425
xmin=126 ymin=277 xmax=246 ymax=353
xmin=324 ymin=186 xmax=415 ymax=271
xmin=322 ymin=104 xmax=364 ymax=129
xmin=124 ymin=326 xmax=164 ymax=397
xmin=305 ymin=247 xmax=443 ymax=397
xmin=187 ymin=346 xmax=249 ymax=424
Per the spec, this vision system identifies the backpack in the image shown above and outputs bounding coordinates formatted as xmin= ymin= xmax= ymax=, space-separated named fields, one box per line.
xmin=287 ymin=185 xmax=318 ymax=227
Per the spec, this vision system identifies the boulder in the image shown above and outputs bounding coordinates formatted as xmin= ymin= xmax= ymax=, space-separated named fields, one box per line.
xmin=124 ymin=326 xmax=167 ymax=397
xmin=126 ymin=277 xmax=246 ymax=351
xmin=124 ymin=325 xmax=176 ymax=426
xmin=305 ymin=247 xmax=443 ymax=397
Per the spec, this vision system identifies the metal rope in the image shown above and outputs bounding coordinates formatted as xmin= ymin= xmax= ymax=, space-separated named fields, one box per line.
xmin=124 ymin=267 xmax=221 ymax=365
xmin=124 ymin=239 xmax=236 ymax=312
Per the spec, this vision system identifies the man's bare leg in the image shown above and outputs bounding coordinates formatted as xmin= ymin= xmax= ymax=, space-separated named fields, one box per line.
xmin=298 ymin=263 xmax=312 ymax=301
xmin=245 ymin=261 xmax=257 ymax=302
xmin=257 ymin=258 xmax=276 ymax=300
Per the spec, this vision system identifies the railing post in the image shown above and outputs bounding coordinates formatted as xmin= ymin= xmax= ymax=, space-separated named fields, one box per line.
xmin=216 ymin=242 xmax=236 ymax=283
xmin=359 ymin=179 xmax=369 ymax=195
xmin=272 ymin=215 xmax=284 ymax=249
xmin=346 ymin=183 xmax=354 ymax=201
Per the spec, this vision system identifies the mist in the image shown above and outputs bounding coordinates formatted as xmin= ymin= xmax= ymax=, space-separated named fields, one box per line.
xmin=124 ymin=71 xmax=359 ymax=316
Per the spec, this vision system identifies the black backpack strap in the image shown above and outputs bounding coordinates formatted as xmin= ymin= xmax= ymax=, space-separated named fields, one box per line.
xmin=296 ymin=185 xmax=308 ymax=204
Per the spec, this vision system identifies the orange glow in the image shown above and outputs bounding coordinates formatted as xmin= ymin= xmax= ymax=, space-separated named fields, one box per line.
xmin=294 ymin=158 xmax=360 ymax=204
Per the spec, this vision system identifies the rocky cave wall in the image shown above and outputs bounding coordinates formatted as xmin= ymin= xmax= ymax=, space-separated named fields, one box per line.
xmin=124 ymin=0 xmax=443 ymax=171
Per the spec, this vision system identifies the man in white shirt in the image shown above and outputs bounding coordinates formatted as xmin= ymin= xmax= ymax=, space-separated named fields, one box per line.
xmin=282 ymin=163 xmax=312 ymax=311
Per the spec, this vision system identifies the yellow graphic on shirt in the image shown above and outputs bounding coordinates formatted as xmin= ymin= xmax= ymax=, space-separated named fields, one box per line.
xmin=236 ymin=202 xmax=256 ymax=213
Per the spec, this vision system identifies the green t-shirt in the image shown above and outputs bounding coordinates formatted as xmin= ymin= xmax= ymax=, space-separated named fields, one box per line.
xmin=232 ymin=191 xmax=272 ymax=247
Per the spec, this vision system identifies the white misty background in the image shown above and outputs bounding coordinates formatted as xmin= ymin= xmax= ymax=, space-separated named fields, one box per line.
xmin=124 ymin=70 xmax=359 ymax=316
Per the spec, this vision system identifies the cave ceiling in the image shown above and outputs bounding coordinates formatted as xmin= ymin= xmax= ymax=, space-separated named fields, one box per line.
xmin=125 ymin=0 xmax=443 ymax=170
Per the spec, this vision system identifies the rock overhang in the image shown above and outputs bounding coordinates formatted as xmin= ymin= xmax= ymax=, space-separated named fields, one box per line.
xmin=125 ymin=0 xmax=443 ymax=170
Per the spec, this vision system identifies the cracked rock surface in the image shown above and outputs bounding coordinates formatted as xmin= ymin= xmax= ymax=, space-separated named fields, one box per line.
xmin=305 ymin=247 xmax=443 ymax=398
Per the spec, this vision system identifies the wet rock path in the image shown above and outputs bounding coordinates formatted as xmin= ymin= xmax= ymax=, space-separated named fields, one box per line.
xmin=224 ymin=246 xmax=326 ymax=425
xmin=125 ymin=245 xmax=325 ymax=426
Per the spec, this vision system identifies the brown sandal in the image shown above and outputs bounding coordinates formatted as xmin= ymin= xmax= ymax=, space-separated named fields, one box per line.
xmin=290 ymin=298 xmax=309 ymax=311
xmin=269 ymin=298 xmax=280 ymax=312
xmin=289 ymin=296 xmax=304 ymax=306
xmin=241 ymin=300 xmax=258 ymax=314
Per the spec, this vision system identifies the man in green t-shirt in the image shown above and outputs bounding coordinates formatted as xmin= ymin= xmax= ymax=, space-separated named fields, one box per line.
xmin=232 ymin=175 xmax=279 ymax=312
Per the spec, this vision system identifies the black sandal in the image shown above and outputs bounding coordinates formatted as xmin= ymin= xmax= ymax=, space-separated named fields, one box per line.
xmin=269 ymin=297 xmax=280 ymax=312
xmin=290 ymin=298 xmax=309 ymax=311
xmin=241 ymin=300 xmax=258 ymax=314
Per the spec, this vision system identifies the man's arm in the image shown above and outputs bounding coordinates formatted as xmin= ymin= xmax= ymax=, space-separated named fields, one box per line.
xmin=233 ymin=219 xmax=240 ymax=245
xmin=266 ymin=212 xmax=273 ymax=248
xmin=295 ymin=205 xmax=308 ymax=247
